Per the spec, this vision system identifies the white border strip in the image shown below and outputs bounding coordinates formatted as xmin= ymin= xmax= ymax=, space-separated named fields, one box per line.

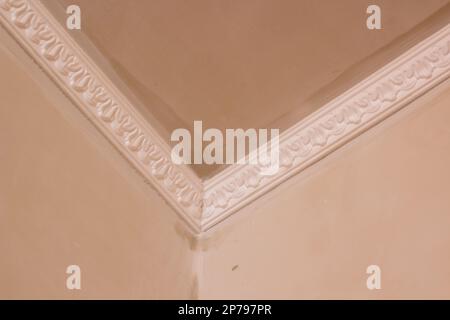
xmin=1 ymin=0 xmax=448 ymax=233
xmin=202 ymin=24 xmax=450 ymax=231
xmin=0 ymin=0 xmax=204 ymax=232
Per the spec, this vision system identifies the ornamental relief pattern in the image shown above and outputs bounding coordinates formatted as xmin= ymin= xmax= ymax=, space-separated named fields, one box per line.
xmin=1 ymin=0 xmax=449 ymax=232
xmin=202 ymin=34 xmax=450 ymax=226
xmin=0 ymin=0 xmax=204 ymax=228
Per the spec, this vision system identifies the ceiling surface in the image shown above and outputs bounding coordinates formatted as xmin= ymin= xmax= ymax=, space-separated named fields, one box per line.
xmin=44 ymin=0 xmax=449 ymax=177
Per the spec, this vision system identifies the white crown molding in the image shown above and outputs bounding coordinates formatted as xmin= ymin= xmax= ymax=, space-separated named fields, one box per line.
xmin=0 ymin=0 xmax=204 ymax=232
xmin=1 ymin=0 xmax=449 ymax=234
xmin=202 ymin=25 xmax=450 ymax=231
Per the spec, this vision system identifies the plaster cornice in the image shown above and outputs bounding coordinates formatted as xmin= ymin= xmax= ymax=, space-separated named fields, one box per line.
xmin=0 ymin=0 xmax=204 ymax=232
xmin=202 ymin=25 xmax=450 ymax=230
xmin=1 ymin=0 xmax=449 ymax=234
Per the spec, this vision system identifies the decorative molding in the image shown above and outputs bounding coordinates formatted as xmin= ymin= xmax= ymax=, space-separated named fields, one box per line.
xmin=1 ymin=0 xmax=449 ymax=234
xmin=0 ymin=0 xmax=204 ymax=232
xmin=202 ymin=25 xmax=450 ymax=231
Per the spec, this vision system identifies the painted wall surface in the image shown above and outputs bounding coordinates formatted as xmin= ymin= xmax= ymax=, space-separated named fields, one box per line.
xmin=199 ymin=80 xmax=450 ymax=299
xmin=0 ymin=31 xmax=195 ymax=299
xmin=2 ymin=12 xmax=450 ymax=300
xmin=43 ymin=0 xmax=450 ymax=178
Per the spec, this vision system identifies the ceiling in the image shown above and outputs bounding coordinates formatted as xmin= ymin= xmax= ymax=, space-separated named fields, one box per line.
xmin=44 ymin=0 xmax=449 ymax=177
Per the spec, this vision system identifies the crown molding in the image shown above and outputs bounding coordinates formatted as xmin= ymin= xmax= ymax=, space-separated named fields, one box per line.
xmin=1 ymin=0 xmax=449 ymax=234
xmin=0 ymin=0 xmax=204 ymax=232
xmin=202 ymin=25 xmax=450 ymax=231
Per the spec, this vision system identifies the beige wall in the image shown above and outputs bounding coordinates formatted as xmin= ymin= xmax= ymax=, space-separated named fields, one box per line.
xmin=2 ymin=14 xmax=450 ymax=300
xmin=44 ymin=0 xmax=450 ymax=178
xmin=199 ymin=80 xmax=450 ymax=299
xmin=0 ymin=29 xmax=195 ymax=299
